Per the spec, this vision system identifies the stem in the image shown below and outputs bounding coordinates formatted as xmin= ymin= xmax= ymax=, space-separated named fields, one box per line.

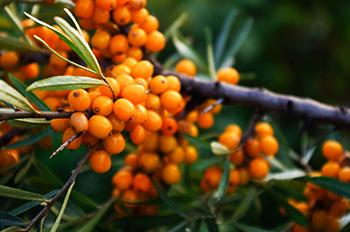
xmin=0 ymin=111 xmax=73 ymax=121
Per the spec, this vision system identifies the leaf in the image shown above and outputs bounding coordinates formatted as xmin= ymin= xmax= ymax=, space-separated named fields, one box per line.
xmin=204 ymin=218 xmax=219 ymax=232
xmin=0 ymin=185 xmax=47 ymax=202
xmin=0 ymin=80 xmax=35 ymax=112
xmin=0 ymin=34 xmax=39 ymax=52
xmin=172 ymin=31 xmax=206 ymax=71
xmin=221 ymin=18 xmax=253 ymax=68
xmin=0 ymin=226 xmax=22 ymax=232
xmin=55 ymin=0 xmax=75 ymax=8
xmin=50 ymin=182 xmax=75 ymax=232
xmin=205 ymin=28 xmax=216 ymax=80
xmin=214 ymin=160 xmax=230 ymax=201
xmin=265 ymin=169 xmax=306 ymax=181
xmin=14 ymin=154 xmax=33 ymax=184
xmin=214 ymin=9 xmax=238 ymax=64
xmin=0 ymin=212 xmax=25 ymax=229
xmin=164 ymin=12 xmax=188 ymax=39
xmin=8 ymin=118 xmax=50 ymax=128
xmin=233 ymin=223 xmax=270 ymax=232
xmin=168 ymin=221 xmax=189 ymax=232
xmin=8 ymin=74 xmax=50 ymax=111
xmin=153 ymin=180 xmax=191 ymax=220
xmin=210 ymin=142 xmax=230 ymax=156
xmin=307 ymin=177 xmax=350 ymax=199
xmin=27 ymin=76 xmax=106 ymax=91
xmin=231 ymin=188 xmax=256 ymax=221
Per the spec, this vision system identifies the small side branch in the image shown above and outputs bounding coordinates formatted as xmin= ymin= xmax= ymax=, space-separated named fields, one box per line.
xmin=0 ymin=111 xmax=73 ymax=121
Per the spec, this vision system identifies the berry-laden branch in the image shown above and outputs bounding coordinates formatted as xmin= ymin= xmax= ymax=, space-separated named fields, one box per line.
xmin=21 ymin=151 xmax=91 ymax=232
xmin=0 ymin=111 xmax=73 ymax=121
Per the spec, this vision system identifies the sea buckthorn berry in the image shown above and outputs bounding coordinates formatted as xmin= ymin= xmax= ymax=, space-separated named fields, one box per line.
xmin=113 ymin=7 xmax=131 ymax=25
xmin=321 ymin=161 xmax=340 ymax=178
xmin=229 ymin=169 xmax=240 ymax=186
xmin=88 ymin=115 xmax=113 ymax=139
xmin=108 ymin=114 xmax=126 ymax=132
xmin=168 ymin=147 xmax=185 ymax=164
xmin=125 ymin=153 xmax=138 ymax=168
xmin=92 ymin=96 xmax=114 ymax=116
xmin=248 ymin=158 xmax=269 ymax=180
xmin=44 ymin=97 xmax=62 ymax=111
xmin=150 ymin=75 xmax=168 ymax=94
xmin=113 ymin=98 xmax=135 ymax=121
xmin=238 ymin=168 xmax=250 ymax=185
xmin=21 ymin=63 xmax=39 ymax=79
xmin=145 ymin=31 xmax=166 ymax=52
xmin=128 ymin=27 xmax=147 ymax=47
xmin=92 ymin=30 xmax=111 ymax=50
xmin=68 ymin=89 xmax=91 ymax=112
xmin=50 ymin=119 xmax=70 ymax=132
xmin=49 ymin=51 xmax=68 ymax=69
xmin=82 ymin=133 xmax=98 ymax=146
xmin=224 ymin=124 xmax=242 ymax=138
xmin=166 ymin=75 xmax=181 ymax=92
xmin=260 ymin=135 xmax=279 ymax=156
xmin=130 ymin=105 xmax=147 ymax=124
xmin=122 ymin=57 xmax=138 ymax=69
xmin=117 ymin=0 xmax=129 ymax=6
xmin=162 ymin=118 xmax=178 ymax=136
xmin=130 ymin=125 xmax=146 ymax=145
xmin=131 ymin=8 xmax=149 ymax=25
xmin=121 ymin=84 xmax=146 ymax=104
xmin=127 ymin=47 xmax=143 ymax=61
xmin=322 ymin=140 xmax=343 ymax=161
xmin=142 ymin=110 xmax=162 ymax=132
xmin=229 ymin=149 xmax=245 ymax=166
xmin=103 ymin=133 xmax=126 ymax=155
xmin=109 ymin=35 xmax=129 ymax=55
xmin=176 ymin=59 xmax=197 ymax=77
xmin=145 ymin=94 xmax=160 ymax=111
xmin=70 ymin=112 xmax=89 ymax=132
xmin=89 ymin=150 xmax=112 ymax=174
xmin=160 ymin=90 xmax=183 ymax=111
xmin=245 ymin=138 xmax=261 ymax=157
xmin=255 ymin=122 xmax=274 ymax=138
xmin=217 ymin=67 xmax=240 ymax=85
xmin=339 ymin=167 xmax=350 ymax=182
xmin=112 ymin=65 xmax=131 ymax=76
xmin=112 ymin=169 xmax=133 ymax=190
xmin=62 ymin=128 xmax=82 ymax=150
xmin=310 ymin=210 xmax=328 ymax=231
xmin=129 ymin=0 xmax=147 ymax=10
xmin=99 ymin=77 xmax=120 ymax=98
xmin=122 ymin=189 xmax=138 ymax=208
xmin=204 ymin=167 xmax=222 ymax=188
xmin=75 ymin=0 xmax=94 ymax=19
xmin=139 ymin=152 xmax=159 ymax=172
xmin=133 ymin=173 xmax=151 ymax=193
xmin=115 ymin=74 xmax=134 ymax=92
xmin=197 ymin=112 xmax=214 ymax=129
xmin=219 ymin=132 xmax=240 ymax=150
xmin=96 ymin=0 xmax=116 ymax=10
xmin=162 ymin=164 xmax=181 ymax=185
xmin=1 ymin=51 xmax=19 ymax=70
xmin=142 ymin=132 xmax=158 ymax=152
xmin=136 ymin=78 xmax=149 ymax=90
xmin=141 ymin=15 xmax=159 ymax=33
xmin=159 ymin=135 xmax=177 ymax=154
xmin=92 ymin=8 xmax=110 ymax=24
xmin=131 ymin=60 xmax=154 ymax=79
xmin=184 ymin=145 xmax=198 ymax=164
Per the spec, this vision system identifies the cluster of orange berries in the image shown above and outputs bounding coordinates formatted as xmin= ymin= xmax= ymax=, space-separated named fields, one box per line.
xmin=200 ymin=122 xmax=279 ymax=192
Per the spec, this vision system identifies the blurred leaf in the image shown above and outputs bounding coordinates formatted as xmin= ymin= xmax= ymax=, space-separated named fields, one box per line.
xmin=153 ymin=180 xmax=191 ymax=220
xmin=300 ymin=133 xmax=317 ymax=164
xmin=270 ymin=180 xmax=306 ymax=202
xmin=27 ymin=76 xmax=106 ymax=91
xmin=14 ymin=154 xmax=34 ymax=184
xmin=168 ymin=221 xmax=189 ymax=232
xmin=0 ymin=34 xmax=39 ymax=52
xmin=231 ymin=188 xmax=256 ymax=221
xmin=307 ymin=177 xmax=350 ymax=199
xmin=210 ymin=142 xmax=230 ymax=156
xmin=214 ymin=160 xmax=230 ymax=201
xmin=221 ymin=18 xmax=253 ymax=68
xmin=8 ymin=118 xmax=50 ymax=128
xmin=214 ymin=9 xmax=238 ymax=64
xmin=205 ymin=28 xmax=216 ymax=80
xmin=233 ymin=223 xmax=270 ymax=232
xmin=163 ymin=53 xmax=181 ymax=69
xmin=0 ymin=185 xmax=47 ymax=202
xmin=50 ymin=182 xmax=75 ymax=232
xmin=0 ymin=226 xmax=22 ymax=232
xmin=183 ymin=134 xmax=211 ymax=152
xmin=8 ymin=74 xmax=50 ymax=111
xmin=0 ymin=0 xmax=13 ymax=7
xmin=164 ymin=12 xmax=188 ymax=39
xmin=55 ymin=0 xmax=75 ymax=8
xmin=0 ymin=80 xmax=35 ymax=112
xmin=172 ymin=31 xmax=206 ymax=71
xmin=204 ymin=218 xmax=219 ymax=232
xmin=0 ymin=212 xmax=25 ymax=229
xmin=3 ymin=128 xmax=53 ymax=150
xmin=265 ymin=169 xmax=305 ymax=181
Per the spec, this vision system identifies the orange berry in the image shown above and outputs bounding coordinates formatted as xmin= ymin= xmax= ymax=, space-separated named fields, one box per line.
xmin=62 ymin=127 xmax=82 ymax=150
xmin=248 ymin=158 xmax=269 ymax=180
xmin=255 ymin=122 xmax=274 ymax=138
xmin=145 ymin=94 xmax=160 ymax=111
xmin=44 ymin=97 xmax=61 ymax=111
xmin=219 ymin=132 xmax=240 ymax=150
xmin=159 ymin=135 xmax=177 ymax=154
xmin=112 ymin=65 xmax=131 ymax=76
xmin=88 ymin=115 xmax=113 ymax=139
xmin=131 ymin=60 xmax=153 ymax=79
xmin=161 ymin=117 xmax=178 ymax=136
xmin=92 ymin=96 xmax=114 ymax=116
xmin=149 ymin=75 xmax=168 ymax=94
xmin=204 ymin=166 xmax=222 ymax=188
xmin=115 ymin=74 xmax=134 ymax=93
xmin=160 ymin=90 xmax=183 ymax=111
xmin=184 ymin=145 xmax=198 ymax=164
xmin=82 ymin=132 xmax=98 ymax=146
xmin=142 ymin=111 xmax=162 ymax=132
xmin=116 ymin=0 xmax=129 ymax=6
xmin=166 ymin=75 xmax=181 ymax=92
xmin=168 ymin=147 xmax=185 ymax=164
xmin=112 ymin=169 xmax=133 ymax=190
xmin=141 ymin=15 xmax=158 ymax=33
xmin=311 ymin=210 xmax=328 ymax=231
xmin=89 ymin=150 xmax=112 ymax=174
xmin=113 ymin=98 xmax=135 ymax=121
xmin=130 ymin=105 xmax=147 ymax=124
xmin=127 ymin=47 xmax=143 ymax=61
xmin=122 ymin=57 xmax=138 ymax=69
xmin=96 ymin=0 xmax=116 ymax=10
xmin=238 ymin=168 xmax=250 ymax=185
xmin=122 ymin=189 xmax=138 ymax=208
xmin=128 ymin=27 xmax=147 ymax=47
xmin=197 ymin=112 xmax=214 ymax=129
xmin=142 ymin=132 xmax=158 ymax=152
xmin=124 ymin=153 xmax=138 ymax=168
xmin=129 ymin=0 xmax=147 ymax=10
xmin=245 ymin=138 xmax=261 ymax=157
xmin=145 ymin=31 xmax=166 ymax=52
xmin=162 ymin=164 xmax=181 ymax=185
xmin=92 ymin=8 xmax=110 ymax=24
xmin=50 ymin=119 xmax=70 ymax=132
xmin=217 ymin=67 xmax=240 ymax=85
xmin=121 ymin=84 xmax=146 ymax=104
xmin=339 ymin=167 xmax=350 ymax=182
xmin=103 ymin=133 xmax=126 ymax=155
xmin=322 ymin=140 xmax=343 ymax=161
xmin=99 ymin=77 xmax=120 ymax=98
xmin=176 ymin=59 xmax=196 ymax=77
xmin=21 ymin=63 xmax=39 ymax=79
xmin=68 ymin=89 xmax=91 ymax=112
xmin=108 ymin=114 xmax=126 ymax=131
xmin=91 ymin=30 xmax=111 ymax=50
xmin=70 ymin=112 xmax=89 ymax=132
xmin=321 ymin=161 xmax=340 ymax=178
xmin=131 ymin=8 xmax=149 ymax=25
xmin=229 ymin=169 xmax=240 ymax=186
xmin=130 ymin=124 xmax=146 ymax=144
xmin=75 ymin=0 xmax=94 ymax=19
xmin=0 ymin=52 xmax=19 ymax=70
xmin=260 ymin=136 xmax=279 ymax=156
xmin=113 ymin=7 xmax=131 ymax=25
xmin=139 ymin=152 xmax=159 ymax=172
xmin=109 ymin=35 xmax=129 ymax=55
xmin=230 ymin=149 xmax=245 ymax=166
xmin=133 ymin=173 xmax=151 ymax=193
xmin=49 ymin=51 xmax=68 ymax=69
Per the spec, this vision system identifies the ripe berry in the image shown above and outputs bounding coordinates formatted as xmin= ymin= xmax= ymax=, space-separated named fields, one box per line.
xmin=121 ymin=84 xmax=146 ymax=104
xmin=255 ymin=122 xmax=273 ymax=138
xmin=113 ymin=98 xmax=135 ymax=121
xmin=139 ymin=152 xmax=159 ymax=172
xmin=145 ymin=31 xmax=166 ymax=52
xmin=109 ymin=35 xmax=129 ymax=55
xmin=99 ymin=78 xmax=120 ymax=98
xmin=321 ymin=161 xmax=340 ymax=178
xmin=176 ymin=59 xmax=196 ymax=77
xmin=149 ymin=75 xmax=168 ymax=94
xmin=166 ymin=75 xmax=181 ymax=92
xmin=184 ymin=145 xmax=198 ymax=164
xmin=129 ymin=0 xmax=147 ymax=10
xmin=159 ymin=135 xmax=177 ymax=154
xmin=51 ymin=119 xmax=70 ymax=132
xmin=245 ymin=138 xmax=261 ymax=157
xmin=230 ymin=149 xmax=245 ymax=166
xmin=75 ymin=0 xmax=94 ymax=19
xmin=96 ymin=0 xmax=116 ymax=10
xmin=339 ymin=167 xmax=350 ymax=182
xmin=142 ymin=110 xmax=162 ymax=132
xmin=131 ymin=8 xmax=149 ymax=25
xmin=161 ymin=117 xmax=178 ymax=136
xmin=130 ymin=60 xmax=154 ymax=80
xmin=112 ymin=169 xmax=133 ymax=190
xmin=260 ymin=135 xmax=279 ymax=156
xmin=145 ymin=94 xmax=160 ymax=111
xmin=248 ymin=158 xmax=269 ymax=180
xmin=168 ymin=147 xmax=185 ymax=164
xmin=130 ymin=105 xmax=147 ymax=124
xmin=217 ymin=67 xmax=240 ymax=85
xmin=112 ymin=65 xmax=131 ymax=76
xmin=219 ymin=132 xmax=240 ymax=150
xmin=113 ymin=7 xmax=131 ymax=25
xmin=92 ymin=96 xmax=114 ymax=116
xmin=108 ymin=114 xmax=126 ymax=132
xmin=128 ymin=27 xmax=147 ymax=47
xmin=133 ymin=173 xmax=151 ymax=193
xmin=88 ymin=115 xmax=113 ymax=139
xmin=130 ymin=125 xmax=146 ymax=144
xmin=92 ymin=8 xmax=110 ymax=24
xmin=160 ymin=90 xmax=183 ymax=111
xmin=229 ymin=169 xmax=240 ymax=186
xmin=162 ymin=164 xmax=181 ymax=185
xmin=62 ymin=127 xmax=82 ymax=150
xmin=122 ymin=189 xmax=138 ymax=208
xmin=21 ymin=63 xmax=39 ymax=79
xmin=91 ymin=30 xmax=111 ymax=50
xmin=141 ymin=15 xmax=159 ymax=33
xmin=103 ymin=133 xmax=126 ymax=155
xmin=70 ymin=112 xmax=89 ymax=132
xmin=127 ymin=47 xmax=143 ymax=61
xmin=322 ymin=140 xmax=343 ymax=161
xmin=197 ymin=112 xmax=214 ymax=129
xmin=89 ymin=150 xmax=112 ymax=174
xmin=68 ymin=89 xmax=91 ymax=112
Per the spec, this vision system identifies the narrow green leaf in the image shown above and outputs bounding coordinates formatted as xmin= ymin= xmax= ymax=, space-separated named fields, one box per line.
xmin=8 ymin=118 xmax=50 ymax=128
xmin=8 ymin=74 xmax=50 ymax=111
xmin=234 ymin=223 xmax=270 ymax=232
xmin=0 ymin=212 xmax=25 ymax=228
xmin=214 ymin=9 xmax=238 ymax=64
xmin=266 ymin=169 xmax=305 ymax=181
xmin=214 ymin=160 xmax=230 ymax=201
xmin=27 ymin=76 xmax=106 ymax=91
xmin=204 ymin=218 xmax=219 ymax=232
xmin=55 ymin=0 xmax=75 ymax=8
xmin=232 ymin=188 xmax=256 ymax=221
xmin=307 ymin=177 xmax=350 ymax=199
xmin=221 ymin=18 xmax=253 ymax=68
xmin=168 ymin=221 xmax=189 ymax=232
xmin=14 ymin=154 xmax=33 ymax=183
xmin=0 ymin=80 xmax=35 ymax=112
xmin=50 ymin=182 xmax=75 ymax=232
xmin=64 ymin=8 xmax=83 ymax=36
xmin=205 ymin=28 xmax=216 ymax=80
xmin=0 ymin=226 xmax=22 ymax=232
xmin=0 ymin=185 xmax=47 ymax=202
xmin=164 ymin=12 xmax=189 ymax=39
xmin=0 ymin=34 xmax=39 ymax=52
xmin=3 ymin=128 xmax=53 ymax=150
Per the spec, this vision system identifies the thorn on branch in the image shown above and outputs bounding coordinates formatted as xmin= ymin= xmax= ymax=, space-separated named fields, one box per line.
xmin=49 ymin=132 xmax=83 ymax=159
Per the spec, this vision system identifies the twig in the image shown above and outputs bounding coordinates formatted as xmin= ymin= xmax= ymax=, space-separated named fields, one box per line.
xmin=21 ymin=151 xmax=91 ymax=232
xmin=0 ymin=111 xmax=73 ymax=121
xmin=49 ymin=132 xmax=83 ymax=159
xmin=0 ymin=129 xmax=24 ymax=147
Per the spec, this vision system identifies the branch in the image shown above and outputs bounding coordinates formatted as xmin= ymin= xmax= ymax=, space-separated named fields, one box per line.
xmin=0 ymin=111 xmax=73 ymax=121
xmin=21 ymin=151 xmax=91 ymax=232
xmin=49 ymin=132 xmax=83 ymax=159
